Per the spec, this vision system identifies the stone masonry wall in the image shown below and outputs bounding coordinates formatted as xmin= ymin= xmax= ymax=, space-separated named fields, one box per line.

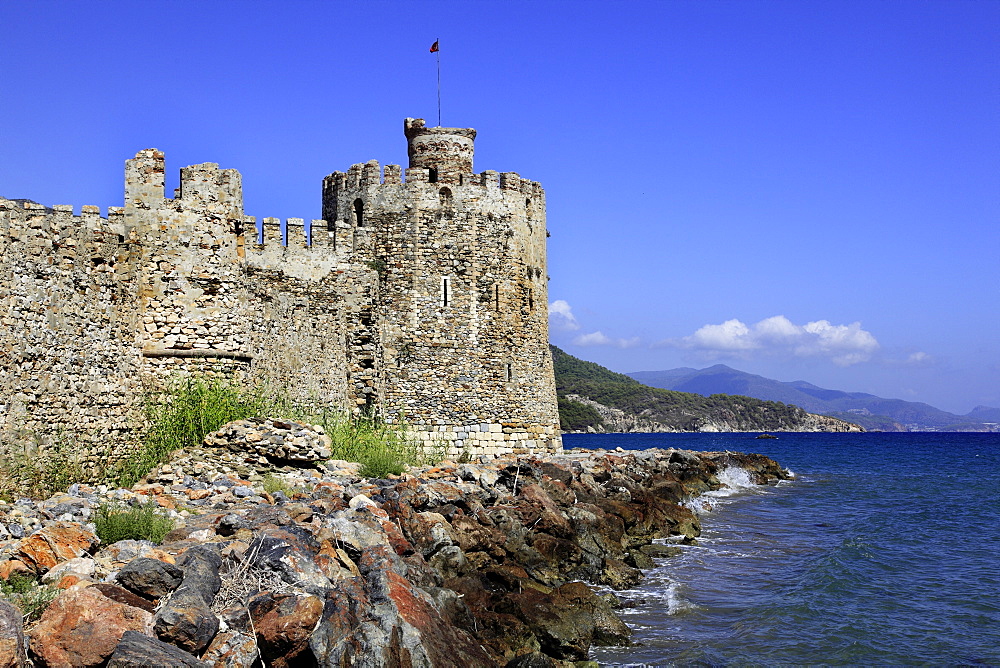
xmin=322 ymin=119 xmax=561 ymax=456
xmin=1 ymin=118 xmax=562 ymax=470
xmin=0 ymin=199 xmax=142 ymax=470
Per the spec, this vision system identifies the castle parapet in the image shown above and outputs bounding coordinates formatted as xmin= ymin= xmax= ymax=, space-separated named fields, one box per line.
xmin=179 ymin=162 xmax=243 ymax=219
xmin=125 ymin=149 xmax=165 ymax=207
xmin=404 ymin=117 xmax=476 ymax=184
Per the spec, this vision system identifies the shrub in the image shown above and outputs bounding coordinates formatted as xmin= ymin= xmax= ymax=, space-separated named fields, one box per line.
xmin=261 ymin=473 xmax=303 ymax=497
xmin=0 ymin=431 xmax=85 ymax=502
xmin=319 ymin=412 xmax=431 ymax=479
xmin=111 ymin=377 xmax=282 ymax=488
xmin=0 ymin=572 xmax=60 ymax=623
xmin=93 ymin=501 xmax=174 ymax=545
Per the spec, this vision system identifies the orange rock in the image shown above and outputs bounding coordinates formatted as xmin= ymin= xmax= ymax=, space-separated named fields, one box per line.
xmin=13 ymin=523 xmax=99 ymax=575
xmin=0 ymin=559 xmax=30 ymax=580
xmin=144 ymin=549 xmax=176 ymax=564
xmin=248 ymin=592 xmax=324 ymax=668
xmin=186 ymin=489 xmax=212 ymax=501
xmin=154 ymin=496 xmax=176 ymax=510
xmin=56 ymin=574 xmax=85 ymax=589
xmin=29 ymin=586 xmax=154 ymax=667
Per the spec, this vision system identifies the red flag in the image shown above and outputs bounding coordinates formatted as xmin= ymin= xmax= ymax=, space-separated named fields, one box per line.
xmin=429 ymin=40 xmax=439 ymax=53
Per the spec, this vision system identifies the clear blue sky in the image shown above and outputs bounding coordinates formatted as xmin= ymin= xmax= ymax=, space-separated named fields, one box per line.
xmin=3 ymin=0 xmax=997 ymax=414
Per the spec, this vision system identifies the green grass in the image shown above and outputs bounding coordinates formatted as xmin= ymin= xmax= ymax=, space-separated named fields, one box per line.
xmin=111 ymin=377 xmax=283 ymax=488
xmin=0 ymin=431 xmax=85 ymax=502
xmin=93 ymin=501 xmax=174 ymax=544
xmin=318 ymin=412 xmax=433 ymax=479
xmin=105 ymin=374 xmax=439 ymax=487
xmin=0 ymin=572 xmax=60 ymax=623
xmin=261 ymin=473 xmax=304 ymax=497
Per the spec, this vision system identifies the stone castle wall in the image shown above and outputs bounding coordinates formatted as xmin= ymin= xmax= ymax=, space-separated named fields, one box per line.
xmin=1 ymin=118 xmax=561 ymax=470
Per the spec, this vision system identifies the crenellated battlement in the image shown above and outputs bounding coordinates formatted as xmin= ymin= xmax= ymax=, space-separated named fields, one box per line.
xmin=2 ymin=117 xmax=561 ymax=471
xmin=1 ymin=198 xmax=129 ymax=266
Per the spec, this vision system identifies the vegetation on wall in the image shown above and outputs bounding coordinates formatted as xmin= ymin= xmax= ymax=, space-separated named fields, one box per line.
xmin=111 ymin=377 xmax=280 ymax=488
xmin=315 ymin=411 xmax=431 ymax=479
xmin=108 ymin=374 xmax=433 ymax=489
xmin=0 ymin=432 xmax=85 ymax=502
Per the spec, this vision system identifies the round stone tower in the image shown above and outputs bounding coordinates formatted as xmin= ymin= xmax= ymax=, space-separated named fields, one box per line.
xmin=321 ymin=118 xmax=561 ymax=456
xmin=404 ymin=118 xmax=477 ymax=184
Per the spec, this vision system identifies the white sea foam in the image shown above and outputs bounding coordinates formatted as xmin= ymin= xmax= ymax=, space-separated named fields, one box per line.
xmin=658 ymin=581 xmax=696 ymax=615
xmin=713 ymin=465 xmax=757 ymax=493
xmin=685 ymin=465 xmax=764 ymax=514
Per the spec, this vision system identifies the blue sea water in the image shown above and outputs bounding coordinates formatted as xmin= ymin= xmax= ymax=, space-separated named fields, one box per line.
xmin=564 ymin=432 xmax=1000 ymax=667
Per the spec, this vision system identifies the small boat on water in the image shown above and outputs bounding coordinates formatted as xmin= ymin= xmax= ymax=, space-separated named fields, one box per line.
xmin=755 ymin=433 xmax=778 ymax=439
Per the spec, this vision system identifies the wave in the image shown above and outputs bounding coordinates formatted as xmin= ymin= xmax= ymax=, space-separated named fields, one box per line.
xmin=684 ymin=465 xmax=771 ymax=515
xmin=618 ymin=579 xmax=697 ymax=617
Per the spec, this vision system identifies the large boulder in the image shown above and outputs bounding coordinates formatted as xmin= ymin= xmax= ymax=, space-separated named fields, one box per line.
xmin=13 ymin=523 xmax=99 ymax=575
xmin=309 ymin=545 xmax=498 ymax=667
xmin=106 ymin=631 xmax=209 ymax=668
xmin=0 ymin=600 xmax=28 ymax=668
xmin=495 ymin=581 xmax=630 ymax=661
xmin=152 ymin=546 xmax=222 ymax=654
xmin=29 ymin=586 xmax=154 ymax=668
xmin=201 ymin=631 xmax=260 ymax=668
xmin=116 ymin=557 xmax=184 ymax=600
xmin=247 ymin=591 xmax=323 ymax=667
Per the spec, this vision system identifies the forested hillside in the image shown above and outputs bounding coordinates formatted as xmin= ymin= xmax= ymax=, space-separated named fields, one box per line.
xmin=552 ymin=346 xmax=862 ymax=433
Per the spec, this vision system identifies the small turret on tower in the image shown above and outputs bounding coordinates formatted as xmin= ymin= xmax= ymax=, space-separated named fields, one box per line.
xmin=404 ymin=117 xmax=476 ymax=184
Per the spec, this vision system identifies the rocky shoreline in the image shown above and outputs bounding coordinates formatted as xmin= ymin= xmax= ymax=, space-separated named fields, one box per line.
xmin=0 ymin=443 xmax=791 ymax=667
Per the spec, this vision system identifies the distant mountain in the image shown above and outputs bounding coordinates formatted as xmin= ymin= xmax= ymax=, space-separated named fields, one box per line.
xmin=551 ymin=346 xmax=862 ymax=434
xmin=628 ymin=365 xmax=997 ymax=432
xmin=967 ymin=406 xmax=1000 ymax=423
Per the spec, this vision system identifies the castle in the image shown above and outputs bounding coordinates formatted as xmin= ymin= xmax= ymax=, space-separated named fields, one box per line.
xmin=0 ymin=118 xmax=562 ymax=470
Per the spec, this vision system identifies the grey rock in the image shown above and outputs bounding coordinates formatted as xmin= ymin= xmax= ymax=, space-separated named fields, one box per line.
xmin=153 ymin=545 xmax=222 ymax=653
xmin=0 ymin=599 xmax=28 ymax=668
xmin=107 ymin=630 xmax=210 ymax=668
xmin=216 ymin=513 xmax=249 ymax=537
xmin=116 ymin=557 xmax=185 ymax=599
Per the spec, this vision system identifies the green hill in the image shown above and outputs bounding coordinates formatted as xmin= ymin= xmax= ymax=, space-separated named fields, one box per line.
xmin=551 ymin=346 xmax=861 ymax=433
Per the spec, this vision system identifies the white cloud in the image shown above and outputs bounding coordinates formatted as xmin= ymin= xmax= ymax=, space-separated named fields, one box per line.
xmin=548 ymin=299 xmax=580 ymax=331
xmin=573 ymin=331 xmax=641 ymax=349
xmin=883 ymin=351 xmax=934 ymax=368
xmin=660 ymin=315 xmax=880 ymax=366
xmin=686 ymin=319 xmax=757 ymax=351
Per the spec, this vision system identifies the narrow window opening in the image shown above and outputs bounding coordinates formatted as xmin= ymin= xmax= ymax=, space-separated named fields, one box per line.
xmin=525 ymin=198 xmax=531 ymax=218
xmin=528 ymin=288 xmax=533 ymax=311
xmin=353 ymin=198 xmax=364 ymax=227
xmin=505 ymin=363 xmax=513 ymax=383
xmin=428 ymin=167 xmax=438 ymax=183
xmin=441 ymin=276 xmax=450 ymax=307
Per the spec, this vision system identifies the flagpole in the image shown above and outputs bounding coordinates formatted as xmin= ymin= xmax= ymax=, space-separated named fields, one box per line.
xmin=436 ymin=37 xmax=441 ymax=126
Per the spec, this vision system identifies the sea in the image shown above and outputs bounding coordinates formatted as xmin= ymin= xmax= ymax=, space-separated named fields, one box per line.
xmin=563 ymin=432 xmax=1000 ymax=667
